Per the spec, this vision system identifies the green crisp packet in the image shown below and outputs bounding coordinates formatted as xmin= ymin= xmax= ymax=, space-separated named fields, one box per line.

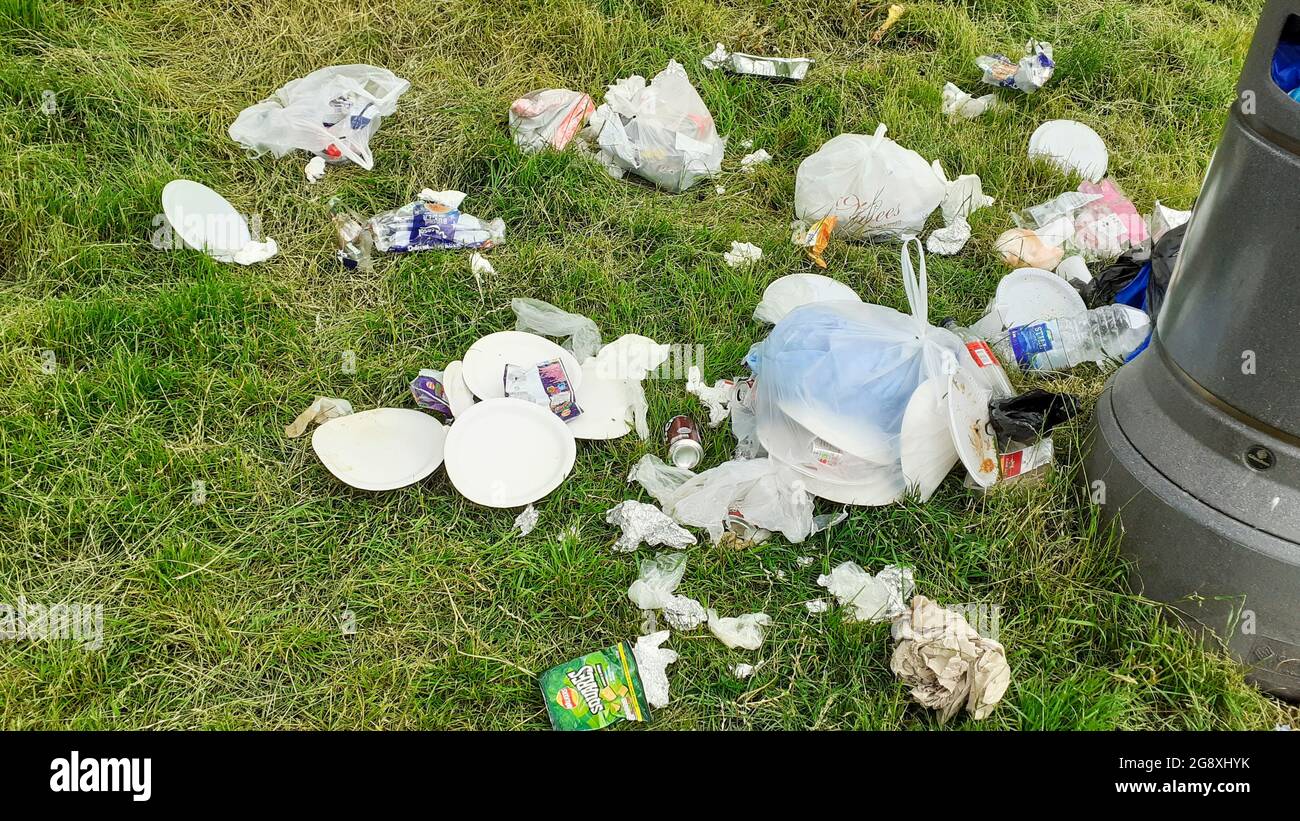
xmin=539 ymin=642 xmax=651 ymax=730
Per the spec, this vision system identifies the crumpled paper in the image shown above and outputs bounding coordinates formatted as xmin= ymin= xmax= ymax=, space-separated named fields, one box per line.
xmin=723 ymin=241 xmax=763 ymax=268
xmin=514 ymin=504 xmax=539 ymax=536
xmin=631 ymin=630 xmax=678 ymax=709
xmin=805 ymin=599 xmax=830 ymax=614
xmin=707 ymin=610 xmax=771 ymax=650
xmin=627 ymin=551 xmax=708 ymax=631
xmin=285 ymin=396 xmax=353 ymax=438
xmin=890 ymin=595 xmax=1012 ymax=722
xmin=941 ymin=82 xmax=997 ymax=120
xmin=977 ymin=39 xmax=1054 ymax=93
xmin=686 ymin=365 xmax=732 ymax=427
xmin=934 ymin=163 xmax=995 ymax=225
xmin=232 ymin=237 xmax=279 ymax=265
xmin=926 ymin=217 xmax=971 ymax=256
xmin=305 ymin=155 xmax=326 ymax=182
xmin=470 ymin=252 xmax=495 ymax=286
xmin=740 ymin=149 xmax=772 ymax=171
xmin=817 ymin=562 xmax=914 ymax=623
xmin=731 ymin=662 xmax=758 ymax=678
xmin=606 ymin=500 xmax=697 ymax=552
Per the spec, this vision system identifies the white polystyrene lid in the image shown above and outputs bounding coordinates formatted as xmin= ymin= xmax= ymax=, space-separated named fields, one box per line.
xmin=1028 ymin=120 xmax=1109 ymax=182
xmin=777 ymin=398 xmax=895 ymax=465
xmin=900 ymin=378 xmax=960 ymax=501
xmin=565 ymin=357 xmax=634 ymax=440
xmin=790 ymin=465 xmax=906 ymax=507
xmin=462 ymin=331 xmax=584 ymax=400
xmin=161 ymin=179 xmax=251 ymax=261
xmin=755 ymin=274 xmax=861 ymax=323
xmin=311 ymin=408 xmax=447 ymax=491
xmin=443 ymin=398 xmax=577 ymax=507
xmin=994 ymin=268 xmax=1086 ymax=329
xmin=947 ymin=368 xmax=998 ymax=488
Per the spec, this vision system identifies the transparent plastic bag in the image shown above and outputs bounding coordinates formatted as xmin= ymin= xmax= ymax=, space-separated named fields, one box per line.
xmin=750 ymin=239 xmax=964 ymax=497
xmin=229 ymin=65 xmax=409 ymax=170
xmin=794 ymin=124 xmax=945 ymax=241
xmin=510 ymin=297 xmax=602 ymax=360
xmin=663 ymin=457 xmax=816 ymax=544
xmin=586 ymin=61 xmax=725 ymax=192
xmin=509 ymin=89 xmax=595 ymax=153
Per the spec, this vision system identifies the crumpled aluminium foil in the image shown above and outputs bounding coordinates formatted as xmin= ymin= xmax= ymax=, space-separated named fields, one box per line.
xmin=605 ymin=500 xmax=697 ymax=552
xmin=702 ymin=43 xmax=813 ymax=81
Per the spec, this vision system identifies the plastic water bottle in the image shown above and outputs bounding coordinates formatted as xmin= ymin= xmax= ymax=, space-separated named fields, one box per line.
xmin=992 ymin=305 xmax=1151 ymax=372
xmin=941 ymin=318 xmax=1015 ymax=397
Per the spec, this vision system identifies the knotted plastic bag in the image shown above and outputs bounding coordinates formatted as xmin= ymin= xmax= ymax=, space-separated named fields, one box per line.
xmin=750 ymin=239 xmax=964 ymax=501
xmin=794 ymin=124 xmax=945 ymax=241
xmin=229 ymin=65 xmax=409 ymax=170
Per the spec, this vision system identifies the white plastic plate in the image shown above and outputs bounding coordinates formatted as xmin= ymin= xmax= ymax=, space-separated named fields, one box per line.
xmin=566 ymin=357 xmax=634 ymax=440
xmin=462 ymin=331 xmax=584 ymax=400
xmin=443 ymin=398 xmax=577 ymax=507
xmin=995 ymin=268 xmax=1086 ymax=330
xmin=947 ymin=368 xmax=998 ymax=488
xmin=311 ymin=408 xmax=447 ymax=491
xmin=161 ymin=179 xmax=251 ymax=262
xmin=900 ymin=378 xmax=960 ymax=501
xmin=1028 ymin=120 xmax=1109 ymax=182
xmin=755 ymin=274 xmax=861 ymax=324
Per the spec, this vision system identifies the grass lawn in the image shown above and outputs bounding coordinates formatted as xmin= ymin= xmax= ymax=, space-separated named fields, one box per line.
xmin=2 ymin=0 xmax=1298 ymax=730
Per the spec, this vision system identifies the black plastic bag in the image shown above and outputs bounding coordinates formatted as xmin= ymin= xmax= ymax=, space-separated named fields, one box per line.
xmin=988 ymin=390 xmax=1081 ymax=446
xmin=1145 ymin=222 xmax=1186 ymax=320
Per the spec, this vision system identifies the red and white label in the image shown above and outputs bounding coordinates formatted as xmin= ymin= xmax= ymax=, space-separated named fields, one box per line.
xmin=965 ymin=341 xmax=999 ymax=369
xmin=1000 ymin=438 xmax=1054 ymax=478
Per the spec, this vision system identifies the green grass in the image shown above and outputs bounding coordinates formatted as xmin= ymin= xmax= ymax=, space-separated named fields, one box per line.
xmin=1 ymin=0 xmax=1297 ymax=730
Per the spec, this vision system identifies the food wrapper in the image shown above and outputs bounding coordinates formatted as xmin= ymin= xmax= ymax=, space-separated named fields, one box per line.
xmin=504 ymin=358 xmax=582 ymax=421
xmin=409 ymin=369 xmax=452 ymax=416
xmin=607 ymin=500 xmax=696 ymax=553
xmin=540 ymin=642 xmax=652 ymax=730
xmin=792 ymin=215 xmax=836 ymax=268
xmin=369 ymin=189 xmax=505 ymax=253
xmin=702 ymin=43 xmax=813 ymax=80
xmin=977 ymin=39 xmax=1055 ymax=93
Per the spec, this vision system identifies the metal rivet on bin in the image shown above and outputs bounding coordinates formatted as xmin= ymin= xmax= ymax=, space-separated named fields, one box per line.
xmin=1245 ymin=445 xmax=1275 ymax=471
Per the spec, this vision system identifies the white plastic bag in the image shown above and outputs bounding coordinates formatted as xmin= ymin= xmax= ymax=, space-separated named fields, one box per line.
xmin=662 ymin=457 xmax=817 ymax=544
xmin=229 ymin=65 xmax=409 ymax=170
xmin=794 ymin=124 xmax=945 ymax=241
xmin=509 ymin=89 xmax=595 ymax=153
xmin=585 ymin=61 xmax=725 ymax=193
xmin=749 ymin=240 xmax=964 ymax=502
xmin=511 ymin=297 xmax=602 ymax=360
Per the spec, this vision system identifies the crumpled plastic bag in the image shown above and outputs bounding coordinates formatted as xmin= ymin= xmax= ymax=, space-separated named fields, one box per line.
xmin=977 ymin=40 xmax=1054 ymax=93
xmin=509 ymin=89 xmax=595 ymax=153
xmin=631 ymin=630 xmax=678 ymax=708
xmin=890 ymin=595 xmax=1011 ymax=722
xmin=988 ymin=389 xmax=1081 ymax=446
xmin=593 ymin=334 xmax=671 ymax=381
xmin=510 ymin=297 xmax=602 ymax=361
xmin=628 ymin=454 xmax=697 ymax=507
xmin=606 ymin=500 xmax=697 ymax=552
xmin=794 ymin=124 xmax=944 ymax=241
xmin=584 ymin=61 xmax=725 ymax=192
xmin=927 ymin=162 xmax=993 ymax=256
xmin=662 ymin=458 xmax=817 ymax=544
xmin=686 ymin=366 xmax=733 ymax=427
xmin=1148 ymin=201 xmax=1191 ymax=243
xmin=707 ymin=610 xmax=771 ymax=650
xmin=285 ymin=397 xmax=353 ymax=438
xmin=941 ymin=82 xmax=997 ymax=120
xmin=627 ymin=552 xmax=708 ymax=631
xmin=817 ymin=562 xmax=914 ymax=622
xmin=1073 ymin=178 xmax=1149 ymax=259
xmin=229 ymin=65 xmax=409 ymax=170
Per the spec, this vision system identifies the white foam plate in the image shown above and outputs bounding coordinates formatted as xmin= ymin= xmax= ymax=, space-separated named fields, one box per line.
xmin=462 ymin=331 xmax=584 ymax=400
xmin=755 ymin=274 xmax=861 ymax=324
xmin=566 ymin=357 xmax=634 ymax=440
xmin=311 ymin=408 xmax=447 ymax=491
xmin=947 ymin=368 xmax=998 ymax=488
xmin=994 ymin=268 xmax=1086 ymax=329
xmin=1028 ymin=120 xmax=1109 ymax=182
xmin=161 ymin=179 xmax=251 ymax=262
xmin=900 ymin=378 xmax=960 ymax=501
xmin=443 ymin=398 xmax=577 ymax=507
xmin=777 ymin=398 xmax=894 ymax=465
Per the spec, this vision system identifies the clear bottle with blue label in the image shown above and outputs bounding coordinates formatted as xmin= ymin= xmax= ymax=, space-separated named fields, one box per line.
xmin=992 ymin=305 xmax=1150 ymax=372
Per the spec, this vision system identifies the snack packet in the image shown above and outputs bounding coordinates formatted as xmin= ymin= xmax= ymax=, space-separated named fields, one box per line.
xmin=540 ymin=642 xmax=651 ymax=730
